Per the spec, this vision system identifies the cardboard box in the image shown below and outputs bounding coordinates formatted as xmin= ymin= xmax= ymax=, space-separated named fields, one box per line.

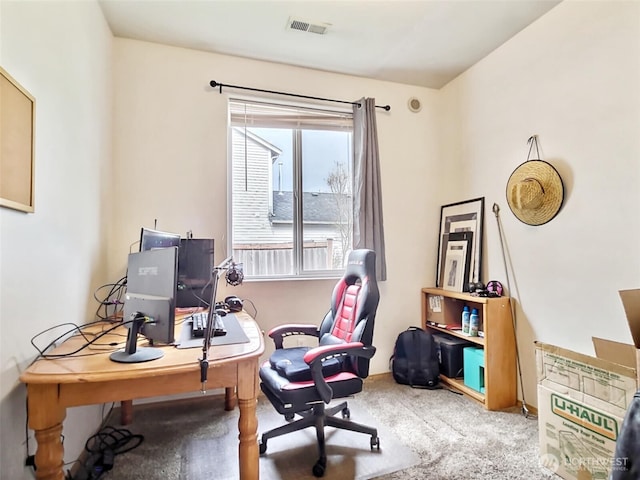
xmin=535 ymin=289 xmax=640 ymax=480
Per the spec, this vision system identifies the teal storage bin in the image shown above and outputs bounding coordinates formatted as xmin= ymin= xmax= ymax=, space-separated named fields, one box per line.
xmin=463 ymin=347 xmax=485 ymax=394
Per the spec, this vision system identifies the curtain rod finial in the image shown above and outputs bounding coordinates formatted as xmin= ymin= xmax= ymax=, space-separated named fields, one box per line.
xmin=210 ymin=80 xmax=218 ymax=88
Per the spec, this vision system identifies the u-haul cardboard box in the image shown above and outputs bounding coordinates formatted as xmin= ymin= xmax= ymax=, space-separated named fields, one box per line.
xmin=535 ymin=289 xmax=640 ymax=480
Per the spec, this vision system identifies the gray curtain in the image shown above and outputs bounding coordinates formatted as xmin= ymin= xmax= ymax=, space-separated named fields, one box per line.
xmin=353 ymin=97 xmax=387 ymax=281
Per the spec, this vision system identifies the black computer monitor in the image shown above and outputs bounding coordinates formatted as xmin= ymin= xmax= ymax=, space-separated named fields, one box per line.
xmin=139 ymin=228 xmax=181 ymax=252
xmin=139 ymin=228 xmax=215 ymax=308
xmin=110 ymin=246 xmax=178 ymax=363
xmin=176 ymin=238 xmax=215 ymax=308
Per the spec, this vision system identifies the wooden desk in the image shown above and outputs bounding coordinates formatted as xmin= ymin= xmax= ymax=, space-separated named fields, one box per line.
xmin=19 ymin=312 xmax=265 ymax=480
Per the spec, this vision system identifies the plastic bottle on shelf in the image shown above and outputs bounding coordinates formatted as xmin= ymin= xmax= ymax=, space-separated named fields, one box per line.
xmin=461 ymin=305 xmax=470 ymax=335
xmin=469 ymin=308 xmax=479 ymax=337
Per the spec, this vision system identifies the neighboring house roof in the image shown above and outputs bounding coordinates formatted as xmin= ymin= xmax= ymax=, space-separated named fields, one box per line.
xmin=271 ymin=191 xmax=350 ymax=224
xmin=232 ymin=127 xmax=282 ymax=160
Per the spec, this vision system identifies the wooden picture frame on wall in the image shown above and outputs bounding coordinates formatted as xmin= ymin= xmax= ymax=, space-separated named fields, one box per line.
xmin=1 ymin=66 xmax=35 ymax=213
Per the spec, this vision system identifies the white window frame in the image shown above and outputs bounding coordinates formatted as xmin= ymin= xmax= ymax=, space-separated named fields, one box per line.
xmin=227 ymin=96 xmax=354 ymax=280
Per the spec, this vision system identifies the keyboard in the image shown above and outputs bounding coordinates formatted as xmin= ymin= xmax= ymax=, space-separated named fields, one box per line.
xmin=190 ymin=312 xmax=227 ymax=338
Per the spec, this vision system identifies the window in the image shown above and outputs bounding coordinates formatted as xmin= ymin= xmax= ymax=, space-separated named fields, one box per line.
xmin=229 ymin=99 xmax=354 ymax=279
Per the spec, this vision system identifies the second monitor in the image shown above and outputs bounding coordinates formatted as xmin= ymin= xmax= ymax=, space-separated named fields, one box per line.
xmin=177 ymin=238 xmax=214 ymax=308
xmin=139 ymin=228 xmax=214 ymax=308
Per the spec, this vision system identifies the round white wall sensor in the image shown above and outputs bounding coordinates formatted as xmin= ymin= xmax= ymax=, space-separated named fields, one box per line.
xmin=407 ymin=97 xmax=422 ymax=113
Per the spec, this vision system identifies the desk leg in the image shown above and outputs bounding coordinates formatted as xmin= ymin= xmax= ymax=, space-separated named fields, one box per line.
xmin=27 ymin=384 xmax=66 ymax=480
xmin=120 ymin=400 xmax=133 ymax=425
xmin=225 ymin=387 xmax=237 ymax=410
xmin=237 ymin=361 xmax=259 ymax=480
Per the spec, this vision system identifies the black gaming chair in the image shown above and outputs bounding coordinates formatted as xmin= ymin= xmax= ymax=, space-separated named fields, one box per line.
xmin=258 ymin=249 xmax=380 ymax=477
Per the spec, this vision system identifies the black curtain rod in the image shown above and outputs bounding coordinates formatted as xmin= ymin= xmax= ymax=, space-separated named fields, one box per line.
xmin=209 ymin=80 xmax=391 ymax=111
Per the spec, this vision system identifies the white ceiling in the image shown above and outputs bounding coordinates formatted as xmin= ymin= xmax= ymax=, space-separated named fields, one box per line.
xmin=98 ymin=0 xmax=561 ymax=89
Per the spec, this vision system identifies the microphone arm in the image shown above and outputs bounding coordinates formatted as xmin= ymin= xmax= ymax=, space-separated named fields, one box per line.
xmin=216 ymin=256 xmax=234 ymax=271
xmin=199 ymin=256 xmax=239 ymax=393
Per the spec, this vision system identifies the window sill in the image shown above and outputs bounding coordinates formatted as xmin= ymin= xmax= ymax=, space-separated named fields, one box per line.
xmin=241 ymin=275 xmax=341 ymax=283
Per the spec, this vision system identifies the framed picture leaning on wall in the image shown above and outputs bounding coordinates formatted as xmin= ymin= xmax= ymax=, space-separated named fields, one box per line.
xmin=442 ymin=231 xmax=473 ymax=292
xmin=436 ymin=197 xmax=484 ymax=290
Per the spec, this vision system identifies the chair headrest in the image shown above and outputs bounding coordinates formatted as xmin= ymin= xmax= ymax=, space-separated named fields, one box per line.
xmin=344 ymin=249 xmax=376 ymax=284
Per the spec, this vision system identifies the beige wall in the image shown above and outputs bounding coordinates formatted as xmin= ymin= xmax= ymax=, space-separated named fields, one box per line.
xmin=439 ymin=0 xmax=640 ymax=408
xmin=110 ymin=38 xmax=441 ymax=374
xmin=0 ymin=1 xmax=113 ymax=477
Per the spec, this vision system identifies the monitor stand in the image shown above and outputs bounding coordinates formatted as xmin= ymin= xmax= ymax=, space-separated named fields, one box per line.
xmin=110 ymin=315 xmax=164 ymax=363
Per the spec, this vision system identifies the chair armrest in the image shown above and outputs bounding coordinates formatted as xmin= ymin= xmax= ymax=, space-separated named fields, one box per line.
xmin=304 ymin=342 xmax=376 ymax=404
xmin=267 ymin=324 xmax=320 ymax=349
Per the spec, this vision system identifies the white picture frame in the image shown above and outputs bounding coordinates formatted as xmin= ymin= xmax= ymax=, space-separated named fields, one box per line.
xmin=442 ymin=238 xmax=469 ymax=292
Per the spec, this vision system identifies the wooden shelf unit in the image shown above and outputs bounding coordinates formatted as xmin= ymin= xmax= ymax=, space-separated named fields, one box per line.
xmin=421 ymin=287 xmax=517 ymax=410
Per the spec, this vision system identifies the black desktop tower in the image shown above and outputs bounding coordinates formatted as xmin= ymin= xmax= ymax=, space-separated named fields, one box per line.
xmin=176 ymin=238 xmax=214 ymax=308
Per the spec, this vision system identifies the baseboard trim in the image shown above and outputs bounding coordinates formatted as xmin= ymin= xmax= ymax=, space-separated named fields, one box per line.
xmin=368 ymin=371 xmax=538 ymax=416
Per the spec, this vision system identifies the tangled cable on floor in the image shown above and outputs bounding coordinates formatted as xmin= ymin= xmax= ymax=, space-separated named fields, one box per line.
xmin=69 ymin=426 xmax=144 ymax=480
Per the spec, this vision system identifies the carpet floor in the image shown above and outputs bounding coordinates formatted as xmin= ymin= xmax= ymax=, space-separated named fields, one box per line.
xmin=99 ymin=374 xmax=560 ymax=479
xmin=180 ymin=396 xmax=419 ymax=479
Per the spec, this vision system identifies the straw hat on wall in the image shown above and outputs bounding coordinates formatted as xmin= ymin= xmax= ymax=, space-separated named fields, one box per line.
xmin=506 ymin=159 xmax=564 ymax=226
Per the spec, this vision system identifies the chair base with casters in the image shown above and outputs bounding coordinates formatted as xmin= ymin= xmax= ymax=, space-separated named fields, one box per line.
xmin=259 ymin=389 xmax=380 ymax=477
xmin=258 ymin=249 xmax=381 ymax=477
xmin=258 ymin=339 xmax=380 ymax=477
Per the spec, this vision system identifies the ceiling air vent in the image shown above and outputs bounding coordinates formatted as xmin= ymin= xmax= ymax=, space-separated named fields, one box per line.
xmin=287 ymin=17 xmax=330 ymax=35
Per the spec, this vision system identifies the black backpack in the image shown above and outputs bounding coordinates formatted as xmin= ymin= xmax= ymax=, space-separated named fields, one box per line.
xmin=390 ymin=326 xmax=440 ymax=389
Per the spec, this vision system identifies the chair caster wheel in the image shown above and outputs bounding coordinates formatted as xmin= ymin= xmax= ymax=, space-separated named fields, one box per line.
xmin=312 ymin=458 xmax=326 ymax=477
xmin=341 ymin=407 xmax=350 ymax=419
xmin=370 ymin=436 xmax=380 ymax=450
xmin=259 ymin=439 xmax=267 ymax=454
xmin=285 ymin=413 xmax=295 ymax=421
